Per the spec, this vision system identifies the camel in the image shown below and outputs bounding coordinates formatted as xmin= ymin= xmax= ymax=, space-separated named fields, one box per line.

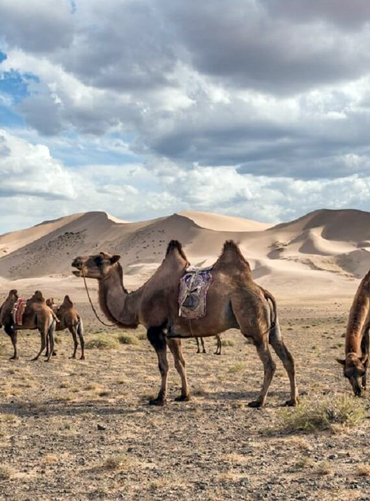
xmin=0 ymin=289 xmax=56 ymax=361
xmin=195 ymin=335 xmax=222 ymax=355
xmin=46 ymin=296 xmax=85 ymax=360
xmin=72 ymin=240 xmax=298 ymax=408
xmin=337 ymin=270 xmax=370 ymax=396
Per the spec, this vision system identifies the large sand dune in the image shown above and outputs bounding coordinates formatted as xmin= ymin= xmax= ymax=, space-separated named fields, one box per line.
xmin=0 ymin=208 xmax=368 ymax=297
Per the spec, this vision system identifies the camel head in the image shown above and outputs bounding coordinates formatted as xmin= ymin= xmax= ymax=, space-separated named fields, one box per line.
xmin=62 ymin=295 xmax=73 ymax=307
xmin=337 ymin=353 xmax=368 ymax=397
xmin=46 ymin=298 xmax=54 ymax=308
xmin=72 ymin=252 xmax=121 ymax=280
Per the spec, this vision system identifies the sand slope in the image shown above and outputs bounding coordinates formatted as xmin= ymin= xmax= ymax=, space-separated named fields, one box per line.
xmin=0 ymin=208 xmax=369 ymax=297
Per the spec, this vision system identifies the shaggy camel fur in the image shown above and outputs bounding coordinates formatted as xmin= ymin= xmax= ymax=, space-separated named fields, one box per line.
xmin=46 ymin=296 xmax=85 ymax=360
xmin=72 ymin=240 xmax=298 ymax=407
xmin=337 ymin=270 xmax=370 ymax=396
xmin=0 ymin=290 xmax=56 ymax=361
xmin=196 ymin=335 xmax=222 ymax=355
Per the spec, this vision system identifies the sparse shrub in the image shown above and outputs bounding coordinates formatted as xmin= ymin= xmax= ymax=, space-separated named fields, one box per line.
xmin=85 ymin=335 xmax=118 ymax=350
xmin=315 ymin=461 xmax=332 ymax=475
xmin=0 ymin=465 xmax=12 ymax=480
xmin=103 ymin=454 xmax=131 ymax=470
xmin=356 ymin=464 xmax=370 ymax=476
xmin=280 ymin=394 xmax=366 ymax=432
xmin=54 ymin=335 xmax=62 ymax=345
xmin=228 ymin=363 xmax=244 ymax=374
xmin=118 ymin=333 xmax=139 ymax=345
xmin=136 ymin=332 xmax=147 ymax=341
xmin=221 ymin=339 xmax=235 ymax=347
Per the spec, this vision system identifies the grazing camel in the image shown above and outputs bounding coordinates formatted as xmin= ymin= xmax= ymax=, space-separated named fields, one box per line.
xmin=195 ymin=335 xmax=222 ymax=355
xmin=72 ymin=240 xmax=298 ymax=408
xmin=337 ymin=270 xmax=370 ymax=396
xmin=46 ymin=296 xmax=85 ymax=360
xmin=0 ymin=289 xmax=56 ymax=361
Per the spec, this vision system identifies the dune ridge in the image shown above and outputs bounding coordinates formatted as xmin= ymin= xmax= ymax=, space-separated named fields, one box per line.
xmin=0 ymin=208 xmax=369 ymax=297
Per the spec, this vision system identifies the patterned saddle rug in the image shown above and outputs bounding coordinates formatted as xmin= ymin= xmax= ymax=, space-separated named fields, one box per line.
xmin=178 ymin=266 xmax=213 ymax=320
xmin=12 ymin=298 xmax=27 ymax=325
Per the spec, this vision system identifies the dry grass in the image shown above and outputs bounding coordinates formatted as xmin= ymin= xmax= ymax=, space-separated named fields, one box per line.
xmin=228 ymin=363 xmax=245 ymax=374
xmin=118 ymin=333 xmax=139 ymax=345
xmin=315 ymin=461 xmax=332 ymax=475
xmin=356 ymin=464 xmax=370 ymax=476
xmin=0 ymin=465 xmax=12 ymax=480
xmin=85 ymin=334 xmax=118 ymax=350
xmin=103 ymin=454 xmax=133 ymax=471
xmin=280 ymin=394 xmax=366 ymax=432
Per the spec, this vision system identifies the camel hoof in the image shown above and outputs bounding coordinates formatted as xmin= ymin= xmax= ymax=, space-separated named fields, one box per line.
xmin=284 ymin=398 xmax=299 ymax=407
xmin=9 ymin=356 xmax=19 ymax=361
xmin=248 ymin=400 xmax=264 ymax=408
xmin=174 ymin=394 xmax=191 ymax=402
xmin=80 ymin=356 xmax=85 ymax=360
xmin=31 ymin=357 xmax=39 ymax=362
xmin=69 ymin=356 xmax=76 ymax=359
xmin=149 ymin=398 xmax=166 ymax=406
xmin=45 ymin=359 xmax=51 ymax=363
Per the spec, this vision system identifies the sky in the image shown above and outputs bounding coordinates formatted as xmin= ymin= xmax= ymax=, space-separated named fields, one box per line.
xmin=1 ymin=0 xmax=370 ymax=233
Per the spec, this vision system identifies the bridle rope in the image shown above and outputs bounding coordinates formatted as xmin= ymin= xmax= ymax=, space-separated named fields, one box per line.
xmin=81 ymin=268 xmax=116 ymax=328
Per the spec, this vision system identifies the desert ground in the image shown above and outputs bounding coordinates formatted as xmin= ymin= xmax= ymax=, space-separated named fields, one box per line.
xmin=1 ymin=209 xmax=370 ymax=500
xmin=1 ymin=292 xmax=370 ymax=501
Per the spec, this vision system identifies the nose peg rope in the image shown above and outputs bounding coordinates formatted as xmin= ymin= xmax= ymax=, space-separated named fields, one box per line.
xmin=81 ymin=268 xmax=116 ymax=328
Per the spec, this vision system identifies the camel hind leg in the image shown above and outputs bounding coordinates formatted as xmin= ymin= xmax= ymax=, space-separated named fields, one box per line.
xmin=269 ymin=321 xmax=298 ymax=406
xmin=215 ymin=335 xmax=222 ymax=355
xmin=247 ymin=337 xmax=276 ymax=408
xmin=32 ymin=330 xmax=47 ymax=361
xmin=77 ymin=319 xmax=85 ymax=360
xmin=69 ymin=326 xmax=78 ymax=359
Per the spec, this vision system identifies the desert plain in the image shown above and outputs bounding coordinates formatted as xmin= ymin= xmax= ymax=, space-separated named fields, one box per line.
xmin=1 ymin=209 xmax=370 ymax=500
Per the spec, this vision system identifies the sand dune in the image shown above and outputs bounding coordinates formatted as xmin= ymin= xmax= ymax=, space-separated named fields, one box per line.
xmin=0 ymin=208 xmax=369 ymax=297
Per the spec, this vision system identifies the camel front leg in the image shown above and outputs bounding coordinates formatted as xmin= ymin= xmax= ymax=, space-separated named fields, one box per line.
xmin=215 ymin=335 xmax=222 ymax=355
xmin=248 ymin=338 xmax=276 ymax=408
xmin=147 ymin=326 xmax=169 ymax=406
xmin=168 ymin=338 xmax=190 ymax=402
xmin=6 ymin=326 xmax=19 ymax=360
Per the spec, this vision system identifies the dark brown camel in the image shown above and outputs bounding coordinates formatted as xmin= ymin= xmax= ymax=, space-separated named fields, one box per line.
xmin=72 ymin=240 xmax=298 ymax=408
xmin=337 ymin=270 xmax=370 ymax=396
xmin=196 ymin=335 xmax=222 ymax=355
xmin=0 ymin=289 xmax=56 ymax=361
xmin=46 ymin=296 xmax=85 ymax=360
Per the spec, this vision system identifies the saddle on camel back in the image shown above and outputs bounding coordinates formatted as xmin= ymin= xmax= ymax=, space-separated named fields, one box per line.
xmin=178 ymin=266 xmax=213 ymax=320
xmin=12 ymin=298 xmax=27 ymax=325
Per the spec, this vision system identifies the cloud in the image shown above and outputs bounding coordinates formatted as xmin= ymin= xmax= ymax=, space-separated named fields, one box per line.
xmin=0 ymin=129 xmax=76 ymax=199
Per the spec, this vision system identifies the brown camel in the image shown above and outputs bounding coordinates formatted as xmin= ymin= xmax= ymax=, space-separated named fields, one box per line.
xmin=46 ymin=296 xmax=85 ymax=360
xmin=337 ymin=270 xmax=370 ymax=396
xmin=72 ymin=241 xmax=298 ymax=407
xmin=196 ymin=335 xmax=222 ymax=355
xmin=0 ymin=289 xmax=56 ymax=361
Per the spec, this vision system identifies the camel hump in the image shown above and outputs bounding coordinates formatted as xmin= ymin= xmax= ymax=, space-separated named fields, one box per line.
xmin=215 ymin=240 xmax=251 ymax=272
xmin=165 ymin=240 xmax=188 ymax=262
xmin=63 ymin=295 xmax=74 ymax=307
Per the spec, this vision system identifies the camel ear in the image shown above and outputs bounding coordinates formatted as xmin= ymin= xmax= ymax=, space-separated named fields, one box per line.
xmin=336 ymin=358 xmax=345 ymax=366
xmin=110 ymin=255 xmax=121 ymax=264
xmin=361 ymin=355 xmax=368 ymax=365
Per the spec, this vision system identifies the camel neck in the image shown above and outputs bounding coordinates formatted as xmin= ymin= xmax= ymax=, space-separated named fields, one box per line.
xmin=99 ymin=268 xmax=140 ymax=328
xmin=345 ymin=296 xmax=370 ymax=355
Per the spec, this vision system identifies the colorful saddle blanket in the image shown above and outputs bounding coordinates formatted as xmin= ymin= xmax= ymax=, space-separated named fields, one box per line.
xmin=178 ymin=266 xmax=213 ymax=320
xmin=12 ymin=298 xmax=27 ymax=325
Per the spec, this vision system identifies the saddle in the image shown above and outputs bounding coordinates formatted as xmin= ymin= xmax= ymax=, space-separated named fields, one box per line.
xmin=12 ymin=298 xmax=27 ymax=325
xmin=178 ymin=266 xmax=213 ymax=320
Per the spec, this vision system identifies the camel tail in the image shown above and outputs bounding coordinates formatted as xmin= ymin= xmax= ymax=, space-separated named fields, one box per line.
xmin=77 ymin=317 xmax=84 ymax=338
xmin=263 ymin=289 xmax=282 ymax=343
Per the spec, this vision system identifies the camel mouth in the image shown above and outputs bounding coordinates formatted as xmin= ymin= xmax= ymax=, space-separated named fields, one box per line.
xmin=72 ymin=270 xmax=82 ymax=277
